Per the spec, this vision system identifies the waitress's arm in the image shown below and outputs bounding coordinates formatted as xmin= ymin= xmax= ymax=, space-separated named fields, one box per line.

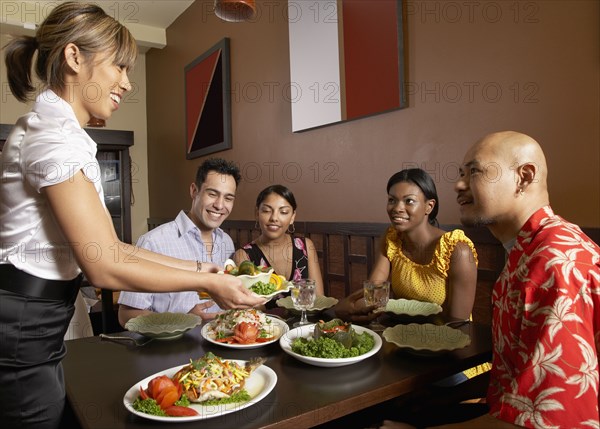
xmin=44 ymin=171 xmax=265 ymax=309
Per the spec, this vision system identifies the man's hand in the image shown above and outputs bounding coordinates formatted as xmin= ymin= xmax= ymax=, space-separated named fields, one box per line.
xmin=189 ymin=301 xmax=221 ymax=321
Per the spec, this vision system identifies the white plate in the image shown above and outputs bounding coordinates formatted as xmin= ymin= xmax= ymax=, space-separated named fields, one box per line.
xmin=384 ymin=299 xmax=442 ymax=317
xmin=125 ymin=312 xmax=201 ymax=340
xmin=201 ymin=316 xmax=288 ymax=349
xmin=279 ymin=324 xmax=382 ymax=367
xmin=123 ymin=360 xmax=277 ymax=422
xmin=383 ymin=323 xmax=471 ymax=353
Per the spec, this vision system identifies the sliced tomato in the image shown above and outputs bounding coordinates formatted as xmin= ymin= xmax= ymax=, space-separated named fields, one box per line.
xmin=139 ymin=386 xmax=149 ymax=400
xmin=155 ymin=384 xmax=175 ymax=404
xmin=150 ymin=375 xmax=176 ymax=400
xmin=147 ymin=378 xmax=158 ymax=399
xmin=322 ymin=325 xmax=348 ymax=334
xmin=164 ymin=405 xmax=199 ymax=417
xmin=158 ymin=386 xmax=180 ymax=410
xmin=175 ymin=380 xmax=183 ymax=398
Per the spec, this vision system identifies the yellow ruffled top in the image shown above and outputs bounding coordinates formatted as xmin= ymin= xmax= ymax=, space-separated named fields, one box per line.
xmin=385 ymin=227 xmax=478 ymax=305
xmin=385 ymin=227 xmax=489 ymax=379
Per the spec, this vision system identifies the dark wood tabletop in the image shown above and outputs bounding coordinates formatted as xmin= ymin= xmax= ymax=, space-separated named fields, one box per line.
xmin=63 ymin=321 xmax=491 ymax=429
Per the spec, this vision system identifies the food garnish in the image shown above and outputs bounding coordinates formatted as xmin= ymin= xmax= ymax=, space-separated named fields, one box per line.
xmin=291 ymin=319 xmax=375 ymax=358
xmin=173 ymin=352 xmax=266 ymax=402
xmin=269 ymin=273 xmax=283 ymax=288
xmin=225 ymin=260 xmax=270 ymax=276
xmin=133 ymin=374 xmax=198 ymax=417
xmin=163 ymin=405 xmax=199 ymax=417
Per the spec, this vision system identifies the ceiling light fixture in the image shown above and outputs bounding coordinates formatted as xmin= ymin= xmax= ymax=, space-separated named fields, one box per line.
xmin=214 ymin=0 xmax=257 ymax=22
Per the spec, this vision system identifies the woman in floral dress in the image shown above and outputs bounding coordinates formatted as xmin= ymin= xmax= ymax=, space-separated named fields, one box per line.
xmin=234 ymin=185 xmax=324 ymax=295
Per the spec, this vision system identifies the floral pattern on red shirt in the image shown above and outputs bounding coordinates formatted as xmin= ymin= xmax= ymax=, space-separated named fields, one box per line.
xmin=487 ymin=206 xmax=600 ymax=428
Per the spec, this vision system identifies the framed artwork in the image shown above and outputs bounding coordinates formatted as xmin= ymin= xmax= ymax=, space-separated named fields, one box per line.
xmin=184 ymin=38 xmax=232 ymax=159
xmin=288 ymin=0 xmax=406 ymax=132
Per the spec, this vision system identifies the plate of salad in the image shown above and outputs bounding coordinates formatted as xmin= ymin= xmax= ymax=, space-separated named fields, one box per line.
xmin=246 ymin=274 xmax=293 ymax=300
xmin=123 ymin=353 xmax=277 ymax=422
xmin=279 ymin=319 xmax=382 ymax=367
xmin=219 ymin=260 xmax=292 ymax=299
xmin=201 ymin=309 xmax=288 ymax=349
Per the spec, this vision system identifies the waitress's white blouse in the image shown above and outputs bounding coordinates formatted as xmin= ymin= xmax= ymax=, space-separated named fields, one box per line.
xmin=0 ymin=89 xmax=106 ymax=280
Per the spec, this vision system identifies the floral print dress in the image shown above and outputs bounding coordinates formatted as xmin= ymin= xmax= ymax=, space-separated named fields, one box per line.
xmin=241 ymin=236 xmax=309 ymax=281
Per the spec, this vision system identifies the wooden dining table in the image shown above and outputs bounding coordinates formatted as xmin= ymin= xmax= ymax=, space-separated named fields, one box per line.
xmin=63 ymin=320 xmax=492 ymax=429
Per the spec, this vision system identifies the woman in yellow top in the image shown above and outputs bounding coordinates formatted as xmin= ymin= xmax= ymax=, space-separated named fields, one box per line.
xmin=336 ymin=168 xmax=488 ymax=381
xmin=370 ymin=168 xmax=478 ymax=322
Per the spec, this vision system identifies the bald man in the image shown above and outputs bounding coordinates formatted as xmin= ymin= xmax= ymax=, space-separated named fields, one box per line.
xmin=383 ymin=132 xmax=600 ymax=429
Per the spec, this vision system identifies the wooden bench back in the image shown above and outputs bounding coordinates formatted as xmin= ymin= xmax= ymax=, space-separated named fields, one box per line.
xmin=148 ymin=218 xmax=512 ymax=325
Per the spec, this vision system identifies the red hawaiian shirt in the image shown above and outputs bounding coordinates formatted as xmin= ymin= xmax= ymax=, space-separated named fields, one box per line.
xmin=487 ymin=206 xmax=600 ymax=428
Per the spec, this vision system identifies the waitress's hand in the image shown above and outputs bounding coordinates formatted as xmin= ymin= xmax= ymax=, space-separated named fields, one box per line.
xmin=334 ymin=289 xmax=379 ymax=323
xmin=199 ymin=273 xmax=266 ymax=309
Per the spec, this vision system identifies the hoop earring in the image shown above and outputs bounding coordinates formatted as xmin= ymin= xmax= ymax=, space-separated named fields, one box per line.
xmin=287 ymin=223 xmax=296 ymax=234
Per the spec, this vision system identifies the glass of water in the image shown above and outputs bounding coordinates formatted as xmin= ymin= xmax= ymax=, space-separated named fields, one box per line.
xmin=290 ymin=279 xmax=316 ymax=327
xmin=363 ymin=280 xmax=390 ymax=331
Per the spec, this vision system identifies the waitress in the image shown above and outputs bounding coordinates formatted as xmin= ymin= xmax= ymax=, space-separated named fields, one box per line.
xmin=0 ymin=3 xmax=263 ymax=428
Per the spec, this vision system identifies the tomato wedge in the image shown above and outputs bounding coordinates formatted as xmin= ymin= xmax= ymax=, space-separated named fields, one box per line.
xmin=150 ymin=376 xmax=176 ymax=400
xmin=175 ymin=380 xmax=183 ymax=398
xmin=164 ymin=405 xmax=199 ymax=417
xmin=157 ymin=385 xmax=179 ymax=410
xmin=139 ymin=386 xmax=149 ymax=400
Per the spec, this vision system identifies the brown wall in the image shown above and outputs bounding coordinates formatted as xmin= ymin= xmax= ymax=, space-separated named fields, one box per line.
xmin=146 ymin=0 xmax=600 ymax=228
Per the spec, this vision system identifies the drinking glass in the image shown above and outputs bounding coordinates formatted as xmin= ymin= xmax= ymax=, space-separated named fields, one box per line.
xmin=290 ymin=279 xmax=316 ymax=327
xmin=363 ymin=280 xmax=390 ymax=331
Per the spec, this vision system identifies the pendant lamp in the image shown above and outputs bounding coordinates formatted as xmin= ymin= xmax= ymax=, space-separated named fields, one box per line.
xmin=214 ymin=0 xmax=257 ymax=22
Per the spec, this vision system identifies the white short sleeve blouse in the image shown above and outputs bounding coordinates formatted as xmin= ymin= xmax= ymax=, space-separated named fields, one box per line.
xmin=0 ymin=89 xmax=105 ymax=280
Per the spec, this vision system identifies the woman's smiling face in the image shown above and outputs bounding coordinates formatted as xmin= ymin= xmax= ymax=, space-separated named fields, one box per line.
xmin=66 ymin=49 xmax=132 ymax=126
xmin=386 ymin=181 xmax=434 ymax=232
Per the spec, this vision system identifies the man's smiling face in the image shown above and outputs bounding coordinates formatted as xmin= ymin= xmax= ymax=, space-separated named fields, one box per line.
xmin=190 ymin=171 xmax=236 ymax=232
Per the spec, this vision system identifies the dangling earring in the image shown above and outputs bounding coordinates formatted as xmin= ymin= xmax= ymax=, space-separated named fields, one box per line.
xmin=254 ymin=220 xmax=259 ymax=230
xmin=287 ymin=223 xmax=296 ymax=234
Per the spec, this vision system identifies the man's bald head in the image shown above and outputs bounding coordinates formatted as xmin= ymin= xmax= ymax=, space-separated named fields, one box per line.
xmin=456 ymin=131 xmax=550 ymax=243
xmin=477 ymin=131 xmax=547 ymax=185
